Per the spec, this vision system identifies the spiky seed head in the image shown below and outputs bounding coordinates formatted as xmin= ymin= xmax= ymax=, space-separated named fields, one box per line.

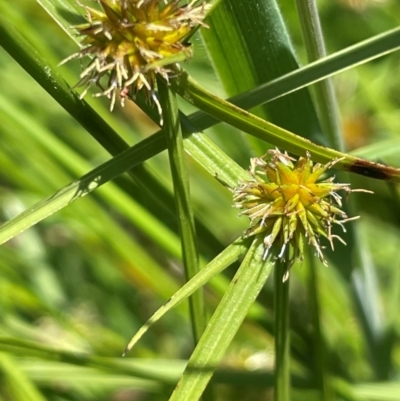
xmin=233 ymin=149 xmax=364 ymax=270
xmin=60 ymin=0 xmax=210 ymax=116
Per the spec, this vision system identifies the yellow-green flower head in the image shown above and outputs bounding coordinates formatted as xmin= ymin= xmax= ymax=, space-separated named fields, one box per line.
xmin=61 ymin=0 xmax=209 ymax=113
xmin=234 ymin=149 xmax=360 ymax=267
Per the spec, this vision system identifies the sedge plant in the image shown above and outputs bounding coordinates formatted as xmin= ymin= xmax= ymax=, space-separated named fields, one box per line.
xmin=0 ymin=1 xmax=400 ymax=401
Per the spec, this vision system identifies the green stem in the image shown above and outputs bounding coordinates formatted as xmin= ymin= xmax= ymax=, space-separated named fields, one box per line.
xmin=169 ymin=237 xmax=274 ymax=401
xmin=157 ymin=78 xmax=205 ymax=345
xmin=172 ymin=68 xmax=400 ymax=183
xmin=295 ymin=0 xmax=387 ymax=381
xmin=274 ymin=256 xmax=290 ymax=401
xmin=295 ymin=3 xmax=338 ymax=399
xmin=307 ymin=250 xmax=333 ymax=401
xmin=294 ymin=0 xmax=343 ymax=151
xmin=2 ymin=15 xmax=400 ymax=183
xmin=227 ymin=26 xmax=400 ymax=114
xmin=124 ymin=237 xmax=251 ymax=355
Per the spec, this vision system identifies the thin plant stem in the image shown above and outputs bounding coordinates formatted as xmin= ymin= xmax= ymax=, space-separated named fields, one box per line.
xmin=171 ymin=68 xmax=400 ymax=183
xmin=2 ymin=16 xmax=400 ymax=184
xmin=295 ymin=2 xmax=338 ymax=399
xmin=157 ymin=77 xmax=206 ymax=345
xmin=274 ymin=256 xmax=291 ymax=401
xmin=294 ymin=0 xmax=343 ymax=151
xmin=307 ymin=248 xmax=333 ymax=401
xmin=295 ymin=0 xmax=387 ymax=381
xmin=168 ymin=237 xmax=274 ymax=401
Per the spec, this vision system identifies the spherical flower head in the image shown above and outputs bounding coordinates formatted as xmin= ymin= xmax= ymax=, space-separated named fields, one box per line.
xmin=233 ymin=149 xmax=362 ymax=268
xmin=60 ymin=0 xmax=210 ymax=115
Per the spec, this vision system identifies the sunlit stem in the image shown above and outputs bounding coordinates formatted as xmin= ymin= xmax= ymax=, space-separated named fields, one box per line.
xmin=156 ymin=76 xmax=206 ymax=346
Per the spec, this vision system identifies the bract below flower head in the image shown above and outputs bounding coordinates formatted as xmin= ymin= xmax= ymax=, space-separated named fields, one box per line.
xmin=233 ymin=148 xmax=361 ymax=268
xmin=60 ymin=0 xmax=209 ymax=116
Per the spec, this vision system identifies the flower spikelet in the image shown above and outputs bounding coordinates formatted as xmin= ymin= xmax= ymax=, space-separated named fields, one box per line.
xmin=233 ymin=149 xmax=361 ymax=267
xmin=60 ymin=0 xmax=210 ymax=115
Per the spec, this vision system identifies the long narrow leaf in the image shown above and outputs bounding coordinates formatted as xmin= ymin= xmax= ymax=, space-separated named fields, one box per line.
xmin=0 ymin=134 xmax=164 ymax=246
xmin=123 ymin=237 xmax=250 ymax=354
xmin=168 ymin=237 xmax=273 ymax=401
xmin=158 ymin=78 xmax=205 ymax=343
xmin=0 ymin=353 xmax=47 ymax=401
xmin=2 ymin=12 xmax=399 ymax=185
xmin=171 ymin=68 xmax=400 ymax=183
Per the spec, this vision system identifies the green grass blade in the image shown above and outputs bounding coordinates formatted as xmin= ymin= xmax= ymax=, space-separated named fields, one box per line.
xmin=36 ymin=0 xmax=83 ymax=40
xmin=295 ymin=0 xmax=387 ymax=381
xmin=168 ymin=237 xmax=274 ymax=401
xmin=201 ymin=0 xmax=323 ymax=146
xmin=0 ymin=92 xmax=181 ymax=258
xmin=294 ymin=3 xmax=341 ymax=397
xmin=0 ymin=353 xmax=47 ymax=401
xmin=306 ymin=250 xmax=333 ymax=400
xmin=351 ymin=138 xmax=400 ymax=160
xmin=158 ymin=78 xmax=205 ymax=344
xmin=19 ymin=361 xmax=161 ymax=393
xmin=351 ymin=236 xmax=388 ymax=379
xmin=229 ymin=26 xmax=400 ymax=114
xmin=183 ymin=131 xmax=251 ymax=188
xmin=28 ymin=0 xmax=400 ymax=148
xmin=354 ymin=382 xmax=400 ymax=400
xmin=274 ymin=256 xmax=291 ymax=401
xmin=0 ymin=134 xmax=164 ymax=246
xmin=0 ymin=12 xmax=228 ymax=261
xmin=4 ymin=10 xmax=399 ymax=186
xmin=183 ymin=27 xmax=400 ymax=143
xmin=0 ymin=17 xmax=394 ymax=260
xmin=171 ymin=68 xmax=400 ymax=183
xmin=0 ymin=338 xmax=183 ymax=384
xmin=0 ymin=118 xmax=248 ymax=251
xmin=124 ymin=237 xmax=250 ymax=355
xmin=294 ymin=0 xmax=343 ymax=150
xmin=0 ymin=14 xmax=128 ymax=157
xmin=332 ymin=378 xmax=364 ymax=401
